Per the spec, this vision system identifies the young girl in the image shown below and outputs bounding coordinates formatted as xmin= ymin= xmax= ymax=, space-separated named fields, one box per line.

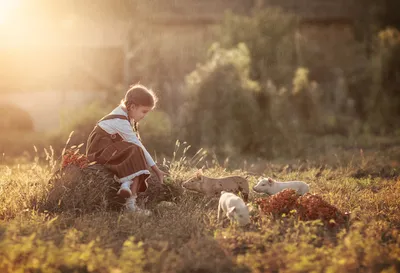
xmin=86 ymin=84 xmax=167 ymax=213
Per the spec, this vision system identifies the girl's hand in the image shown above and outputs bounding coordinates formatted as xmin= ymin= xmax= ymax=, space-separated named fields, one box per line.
xmin=151 ymin=165 xmax=169 ymax=184
xmin=157 ymin=170 xmax=169 ymax=184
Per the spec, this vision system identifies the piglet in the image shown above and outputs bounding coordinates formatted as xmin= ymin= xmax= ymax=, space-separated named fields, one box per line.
xmin=182 ymin=170 xmax=249 ymax=202
xmin=253 ymin=177 xmax=309 ymax=195
xmin=217 ymin=191 xmax=250 ymax=226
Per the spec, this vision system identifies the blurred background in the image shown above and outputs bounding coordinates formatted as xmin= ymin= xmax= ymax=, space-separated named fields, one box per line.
xmin=0 ymin=0 xmax=399 ymax=163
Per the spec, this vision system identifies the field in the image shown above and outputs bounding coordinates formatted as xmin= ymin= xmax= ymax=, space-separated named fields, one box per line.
xmin=0 ymin=137 xmax=399 ymax=273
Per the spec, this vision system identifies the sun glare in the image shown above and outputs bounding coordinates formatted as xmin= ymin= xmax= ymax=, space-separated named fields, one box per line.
xmin=0 ymin=0 xmax=20 ymax=25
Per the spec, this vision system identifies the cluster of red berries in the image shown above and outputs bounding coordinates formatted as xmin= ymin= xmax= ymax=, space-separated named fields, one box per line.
xmin=255 ymin=189 xmax=298 ymax=216
xmin=296 ymin=194 xmax=348 ymax=227
xmin=61 ymin=149 xmax=89 ymax=169
xmin=254 ymin=189 xmax=348 ymax=228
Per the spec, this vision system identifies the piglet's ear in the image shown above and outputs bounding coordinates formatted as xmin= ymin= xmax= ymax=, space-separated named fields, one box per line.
xmin=267 ymin=177 xmax=274 ymax=184
xmin=195 ymin=169 xmax=203 ymax=179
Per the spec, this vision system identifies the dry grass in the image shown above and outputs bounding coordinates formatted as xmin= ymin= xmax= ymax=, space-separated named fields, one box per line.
xmin=0 ymin=138 xmax=399 ymax=273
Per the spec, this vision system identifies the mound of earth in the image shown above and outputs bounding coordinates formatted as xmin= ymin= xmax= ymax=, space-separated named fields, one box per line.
xmin=44 ymin=164 xmax=180 ymax=214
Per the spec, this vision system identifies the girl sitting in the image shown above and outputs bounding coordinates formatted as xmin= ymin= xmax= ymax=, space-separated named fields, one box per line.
xmin=86 ymin=84 xmax=167 ymax=213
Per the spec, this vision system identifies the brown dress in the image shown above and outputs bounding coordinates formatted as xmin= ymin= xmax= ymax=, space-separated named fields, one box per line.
xmin=86 ymin=114 xmax=150 ymax=193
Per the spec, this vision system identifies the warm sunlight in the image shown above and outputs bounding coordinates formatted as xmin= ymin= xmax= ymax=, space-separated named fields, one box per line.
xmin=0 ymin=0 xmax=20 ymax=25
xmin=0 ymin=1 xmax=400 ymax=272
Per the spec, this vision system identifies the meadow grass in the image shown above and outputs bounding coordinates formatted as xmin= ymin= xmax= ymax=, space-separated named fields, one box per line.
xmin=0 ymin=139 xmax=399 ymax=273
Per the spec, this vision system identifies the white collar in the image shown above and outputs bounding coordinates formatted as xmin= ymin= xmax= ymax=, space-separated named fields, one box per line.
xmin=112 ymin=105 xmax=129 ymax=117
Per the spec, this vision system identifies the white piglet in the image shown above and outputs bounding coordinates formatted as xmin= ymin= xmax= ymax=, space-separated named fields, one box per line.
xmin=217 ymin=191 xmax=250 ymax=226
xmin=253 ymin=177 xmax=310 ymax=195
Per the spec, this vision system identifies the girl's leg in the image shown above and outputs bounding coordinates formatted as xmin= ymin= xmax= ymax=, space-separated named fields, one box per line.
xmin=130 ymin=176 xmax=140 ymax=196
xmin=117 ymin=181 xmax=132 ymax=198
xmin=126 ymin=176 xmax=150 ymax=215
xmin=125 ymin=177 xmax=139 ymax=211
xmin=118 ymin=174 xmax=142 ymax=198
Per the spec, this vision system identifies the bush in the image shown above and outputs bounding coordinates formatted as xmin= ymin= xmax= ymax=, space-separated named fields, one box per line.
xmin=266 ymin=67 xmax=321 ymax=133
xmin=180 ymin=43 xmax=263 ymax=156
xmin=367 ymin=27 xmax=400 ymax=132
xmin=218 ymin=8 xmax=297 ymax=85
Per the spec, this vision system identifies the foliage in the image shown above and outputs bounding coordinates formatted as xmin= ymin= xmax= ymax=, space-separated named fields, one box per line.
xmin=367 ymin=27 xmax=400 ymax=132
xmin=267 ymin=68 xmax=321 ymax=137
xmin=0 ymin=229 xmax=145 ymax=273
xmin=218 ymin=8 xmax=297 ymax=85
xmin=217 ymin=220 xmax=400 ymax=273
xmin=180 ymin=43 xmax=262 ymax=156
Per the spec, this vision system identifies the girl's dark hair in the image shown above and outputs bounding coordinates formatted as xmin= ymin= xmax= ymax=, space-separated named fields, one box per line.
xmin=121 ymin=84 xmax=158 ymax=140
xmin=121 ymin=84 xmax=158 ymax=109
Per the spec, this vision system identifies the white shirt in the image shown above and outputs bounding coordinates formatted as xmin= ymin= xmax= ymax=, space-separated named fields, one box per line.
xmin=98 ymin=105 xmax=156 ymax=167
